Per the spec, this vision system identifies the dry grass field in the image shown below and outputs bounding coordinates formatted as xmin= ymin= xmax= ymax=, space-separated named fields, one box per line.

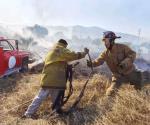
xmin=0 ymin=72 xmax=150 ymax=125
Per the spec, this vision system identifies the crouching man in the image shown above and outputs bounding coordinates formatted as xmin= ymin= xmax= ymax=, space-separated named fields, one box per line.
xmin=87 ymin=31 xmax=143 ymax=97
xmin=24 ymin=39 xmax=89 ymax=118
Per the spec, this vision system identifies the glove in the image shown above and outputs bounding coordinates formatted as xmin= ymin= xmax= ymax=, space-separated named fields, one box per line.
xmin=87 ymin=60 xmax=92 ymax=67
xmin=119 ymin=62 xmax=127 ymax=69
xmin=84 ymin=48 xmax=89 ymax=54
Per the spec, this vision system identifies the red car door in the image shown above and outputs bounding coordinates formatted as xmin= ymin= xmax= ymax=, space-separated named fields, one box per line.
xmin=0 ymin=40 xmax=21 ymax=76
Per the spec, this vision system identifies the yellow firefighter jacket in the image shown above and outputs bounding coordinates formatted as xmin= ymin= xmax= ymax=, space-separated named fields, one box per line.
xmin=40 ymin=42 xmax=86 ymax=89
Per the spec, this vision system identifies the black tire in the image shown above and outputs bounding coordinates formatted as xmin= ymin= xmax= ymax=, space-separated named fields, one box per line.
xmin=20 ymin=57 xmax=29 ymax=73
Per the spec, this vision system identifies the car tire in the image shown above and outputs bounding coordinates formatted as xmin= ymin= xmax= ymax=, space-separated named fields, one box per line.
xmin=20 ymin=58 xmax=29 ymax=73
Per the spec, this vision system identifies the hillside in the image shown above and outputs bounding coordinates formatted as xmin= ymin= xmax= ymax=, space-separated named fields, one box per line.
xmin=0 ymin=71 xmax=150 ymax=125
xmin=0 ymin=24 xmax=150 ymax=62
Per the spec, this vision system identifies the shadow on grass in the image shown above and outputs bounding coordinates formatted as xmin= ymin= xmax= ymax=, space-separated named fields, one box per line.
xmin=44 ymin=103 xmax=101 ymax=125
xmin=0 ymin=73 xmax=24 ymax=93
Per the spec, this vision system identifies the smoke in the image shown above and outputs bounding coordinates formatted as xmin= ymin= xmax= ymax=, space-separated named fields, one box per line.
xmin=28 ymin=0 xmax=83 ymax=26
xmin=31 ymin=0 xmax=50 ymax=24
xmin=0 ymin=24 xmax=54 ymax=61
xmin=0 ymin=23 xmax=150 ymax=71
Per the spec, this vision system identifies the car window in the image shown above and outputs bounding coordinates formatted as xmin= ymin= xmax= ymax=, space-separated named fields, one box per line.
xmin=0 ymin=41 xmax=14 ymax=50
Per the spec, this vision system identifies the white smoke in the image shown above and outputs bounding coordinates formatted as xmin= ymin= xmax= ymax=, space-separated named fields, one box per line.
xmin=0 ymin=24 xmax=150 ymax=71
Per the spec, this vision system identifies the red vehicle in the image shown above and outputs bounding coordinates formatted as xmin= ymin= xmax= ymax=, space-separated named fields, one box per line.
xmin=0 ymin=37 xmax=30 ymax=78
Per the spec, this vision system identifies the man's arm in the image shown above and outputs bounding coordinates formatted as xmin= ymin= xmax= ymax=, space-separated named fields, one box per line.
xmin=89 ymin=51 xmax=106 ymax=67
xmin=61 ymin=48 xmax=87 ymax=62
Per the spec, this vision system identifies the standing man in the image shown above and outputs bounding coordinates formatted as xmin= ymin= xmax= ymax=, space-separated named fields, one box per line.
xmin=87 ymin=31 xmax=142 ymax=96
xmin=24 ymin=39 xmax=89 ymax=118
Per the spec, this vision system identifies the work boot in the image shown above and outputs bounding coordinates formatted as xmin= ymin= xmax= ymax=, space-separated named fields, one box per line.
xmin=142 ymin=71 xmax=150 ymax=84
xmin=56 ymin=108 xmax=64 ymax=114
xmin=21 ymin=114 xmax=38 ymax=120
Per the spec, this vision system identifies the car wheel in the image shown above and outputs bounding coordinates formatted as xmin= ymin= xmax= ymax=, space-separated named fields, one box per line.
xmin=20 ymin=58 xmax=28 ymax=73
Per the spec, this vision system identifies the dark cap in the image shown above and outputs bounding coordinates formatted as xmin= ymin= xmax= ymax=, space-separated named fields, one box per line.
xmin=58 ymin=39 xmax=68 ymax=45
xmin=103 ymin=31 xmax=121 ymax=40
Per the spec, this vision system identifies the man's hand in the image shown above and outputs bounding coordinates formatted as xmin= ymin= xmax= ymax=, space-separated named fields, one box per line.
xmin=119 ymin=61 xmax=128 ymax=69
xmin=84 ymin=48 xmax=89 ymax=54
xmin=87 ymin=60 xmax=92 ymax=67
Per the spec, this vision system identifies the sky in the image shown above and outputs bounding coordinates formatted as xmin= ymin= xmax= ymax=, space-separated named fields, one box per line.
xmin=0 ymin=0 xmax=150 ymax=39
